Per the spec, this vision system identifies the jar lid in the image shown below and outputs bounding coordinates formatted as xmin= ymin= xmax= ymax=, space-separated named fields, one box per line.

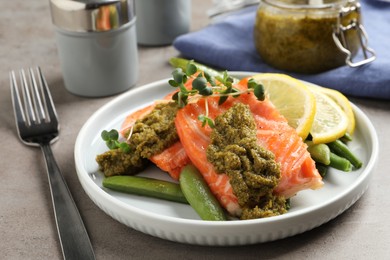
xmin=49 ymin=0 xmax=135 ymax=32
xmin=262 ymin=0 xmax=350 ymax=10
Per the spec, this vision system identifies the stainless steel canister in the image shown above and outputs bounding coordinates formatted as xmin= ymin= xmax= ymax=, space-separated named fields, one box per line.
xmin=49 ymin=0 xmax=138 ymax=97
xmin=135 ymin=0 xmax=191 ymax=46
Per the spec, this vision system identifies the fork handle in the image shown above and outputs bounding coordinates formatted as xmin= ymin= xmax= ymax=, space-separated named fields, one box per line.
xmin=41 ymin=143 xmax=95 ymax=260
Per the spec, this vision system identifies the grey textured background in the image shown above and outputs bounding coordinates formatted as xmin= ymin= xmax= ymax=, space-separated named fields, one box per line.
xmin=1 ymin=0 xmax=389 ymax=259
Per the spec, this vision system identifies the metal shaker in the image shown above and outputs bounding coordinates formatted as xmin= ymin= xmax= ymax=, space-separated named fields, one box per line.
xmin=49 ymin=0 xmax=138 ymax=97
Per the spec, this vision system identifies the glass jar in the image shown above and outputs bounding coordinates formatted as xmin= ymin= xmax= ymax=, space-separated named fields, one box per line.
xmin=253 ymin=0 xmax=375 ymax=74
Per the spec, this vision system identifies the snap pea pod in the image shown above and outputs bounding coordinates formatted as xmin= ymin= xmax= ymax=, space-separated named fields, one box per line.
xmin=329 ymin=152 xmax=352 ymax=172
xmin=169 ymin=57 xmax=224 ymax=79
xmin=328 ymin=139 xmax=362 ymax=169
xmin=103 ymin=175 xmax=188 ymax=204
xmin=306 ymin=141 xmax=331 ymax=165
xmin=179 ymin=164 xmax=226 ymax=221
xmin=306 ymin=141 xmax=353 ymax=172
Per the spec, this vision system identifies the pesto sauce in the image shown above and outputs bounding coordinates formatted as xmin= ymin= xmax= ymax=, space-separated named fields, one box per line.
xmin=96 ymin=102 xmax=179 ymax=177
xmin=96 ymin=149 xmax=148 ymax=177
xmin=206 ymin=103 xmax=287 ymax=219
xmin=128 ymin=102 xmax=179 ymax=158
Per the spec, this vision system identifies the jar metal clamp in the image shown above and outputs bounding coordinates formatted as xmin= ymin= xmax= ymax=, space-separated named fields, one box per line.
xmin=332 ymin=0 xmax=376 ymax=67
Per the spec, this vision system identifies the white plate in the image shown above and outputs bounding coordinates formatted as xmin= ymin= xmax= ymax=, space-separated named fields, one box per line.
xmin=75 ymin=72 xmax=379 ymax=246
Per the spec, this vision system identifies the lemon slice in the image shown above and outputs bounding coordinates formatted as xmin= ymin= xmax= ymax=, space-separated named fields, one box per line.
xmin=250 ymin=73 xmax=316 ymax=140
xmin=306 ymin=83 xmax=355 ymax=135
xmin=309 ymin=90 xmax=349 ymax=144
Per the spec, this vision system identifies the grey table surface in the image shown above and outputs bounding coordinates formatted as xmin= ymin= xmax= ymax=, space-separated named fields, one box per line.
xmin=1 ymin=0 xmax=389 ymax=259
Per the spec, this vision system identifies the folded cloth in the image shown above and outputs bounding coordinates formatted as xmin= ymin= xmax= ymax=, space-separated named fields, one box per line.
xmin=173 ymin=0 xmax=390 ymax=100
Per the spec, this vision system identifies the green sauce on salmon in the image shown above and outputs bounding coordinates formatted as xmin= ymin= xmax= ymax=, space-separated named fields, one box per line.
xmin=96 ymin=102 xmax=179 ymax=176
xmin=206 ymin=103 xmax=288 ymax=219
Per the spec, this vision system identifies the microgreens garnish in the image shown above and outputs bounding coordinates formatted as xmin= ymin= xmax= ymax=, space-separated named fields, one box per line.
xmin=198 ymin=115 xmax=215 ymax=128
xmin=169 ymin=61 xmax=266 ymax=128
xmin=247 ymin=78 xmax=265 ymax=101
xmin=101 ymin=129 xmax=131 ymax=153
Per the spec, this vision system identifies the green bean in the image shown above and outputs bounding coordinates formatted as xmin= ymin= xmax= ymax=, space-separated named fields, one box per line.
xmin=306 ymin=141 xmax=331 ymax=165
xmin=103 ymin=175 xmax=188 ymax=204
xmin=179 ymin=164 xmax=226 ymax=221
xmin=315 ymin=163 xmax=328 ymax=177
xmin=340 ymin=132 xmax=353 ymax=143
xmin=329 ymin=152 xmax=352 ymax=172
xmin=328 ymin=139 xmax=362 ymax=169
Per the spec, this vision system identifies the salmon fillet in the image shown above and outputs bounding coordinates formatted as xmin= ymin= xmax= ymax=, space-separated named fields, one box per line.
xmin=174 ymin=78 xmax=323 ymax=216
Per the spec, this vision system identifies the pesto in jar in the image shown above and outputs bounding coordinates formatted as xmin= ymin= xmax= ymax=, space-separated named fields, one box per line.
xmin=206 ymin=103 xmax=288 ymax=219
xmin=254 ymin=0 xmax=361 ymax=74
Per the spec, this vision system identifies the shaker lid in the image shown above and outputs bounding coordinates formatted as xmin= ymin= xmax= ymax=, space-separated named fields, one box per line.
xmin=49 ymin=0 xmax=135 ymax=32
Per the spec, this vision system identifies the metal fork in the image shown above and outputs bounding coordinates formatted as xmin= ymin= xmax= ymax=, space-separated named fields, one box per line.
xmin=10 ymin=67 xmax=95 ymax=260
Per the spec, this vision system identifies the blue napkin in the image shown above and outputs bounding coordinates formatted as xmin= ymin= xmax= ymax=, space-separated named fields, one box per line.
xmin=173 ymin=0 xmax=390 ymax=100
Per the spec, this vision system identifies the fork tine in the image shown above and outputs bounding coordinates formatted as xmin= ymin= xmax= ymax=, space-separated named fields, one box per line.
xmin=20 ymin=68 xmax=36 ymax=125
xmin=37 ymin=66 xmax=58 ymax=125
xmin=10 ymin=71 xmax=27 ymax=128
xmin=29 ymin=67 xmax=46 ymax=123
